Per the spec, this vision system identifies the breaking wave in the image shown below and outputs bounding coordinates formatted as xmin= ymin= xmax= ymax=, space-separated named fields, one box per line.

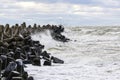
xmin=27 ymin=26 xmax=120 ymax=80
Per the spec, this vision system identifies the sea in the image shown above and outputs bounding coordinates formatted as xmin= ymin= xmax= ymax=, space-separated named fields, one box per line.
xmin=25 ymin=26 xmax=120 ymax=80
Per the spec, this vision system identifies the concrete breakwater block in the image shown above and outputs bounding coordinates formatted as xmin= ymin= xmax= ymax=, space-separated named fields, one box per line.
xmin=51 ymin=56 xmax=64 ymax=64
xmin=0 ymin=22 xmax=69 ymax=80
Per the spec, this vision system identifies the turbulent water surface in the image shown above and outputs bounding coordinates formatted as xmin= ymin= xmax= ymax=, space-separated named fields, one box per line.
xmin=26 ymin=26 xmax=120 ymax=80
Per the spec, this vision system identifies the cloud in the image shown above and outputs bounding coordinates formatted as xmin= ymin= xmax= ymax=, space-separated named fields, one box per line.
xmin=92 ymin=0 xmax=120 ymax=7
xmin=0 ymin=0 xmax=120 ymax=25
xmin=1 ymin=1 xmax=105 ymax=15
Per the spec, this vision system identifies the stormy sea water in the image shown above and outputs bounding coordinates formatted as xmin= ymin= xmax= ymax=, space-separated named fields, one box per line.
xmin=25 ymin=26 xmax=120 ymax=80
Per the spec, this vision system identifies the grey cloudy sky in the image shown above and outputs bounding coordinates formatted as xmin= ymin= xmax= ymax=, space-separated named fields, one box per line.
xmin=0 ymin=0 xmax=120 ymax=26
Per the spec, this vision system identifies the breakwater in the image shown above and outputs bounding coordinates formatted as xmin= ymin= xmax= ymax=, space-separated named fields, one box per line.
xmin=0 ymin=22 xmax=70 ymax=80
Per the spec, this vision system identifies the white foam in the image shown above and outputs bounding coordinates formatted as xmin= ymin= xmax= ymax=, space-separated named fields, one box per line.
xmin=26 ymin=27 xmax=120 ymax=80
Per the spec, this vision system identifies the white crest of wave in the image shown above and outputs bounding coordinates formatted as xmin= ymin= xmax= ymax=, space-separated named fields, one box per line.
xmin=31 ymin=30 xmax=60 ymax=50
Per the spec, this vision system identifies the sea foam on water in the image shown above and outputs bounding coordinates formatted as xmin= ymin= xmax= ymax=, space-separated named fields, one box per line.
xmin=26 ymin=26 xmax=120 ymax=80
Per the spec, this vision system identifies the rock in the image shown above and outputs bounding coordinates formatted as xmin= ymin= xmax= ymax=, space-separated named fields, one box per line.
xmin=6 ymin=56 xmax=15 ymax=67
xmin=12 ymin=77 xmax=22 ymax=80
xmin=41 ymin=51 xmax=50 ymax=58
xmin=30 ymin=47 xmax=37 ymax=56
xmin=28 ymin=76 xmax=34 ymax=80
xmin=6 ymin=51 xmax=14 ymax=57
xmin=4 ymin=24 xmax=11 ymax=39
xmin=0 ymin=25 xmax=4 ymax=41
xmin=28 ymin=55 xmax=36 ymax=61
xmin=22 ymin=71 xmax=28 ymax=80
xmin=32 ymin=58 xmax=41 ymax=66
xmin=2 ymin=62 xmax=17 ymax=77
xmin=14 ymin=48 xmax=22 ymax=59
xmin=0 ymin=59 xmax=2 ymax=75
xmin=23 ymin=60 xmax=31 ymax=64
xmin=0 ymin=55 xmax=8 ymax=70
xmin=15 ymin=59 xmax=25 ymax=74
xmin=6 ymin=71 xmax=20 ymax=80
xmin=0 ymin=22 xmax=67 ymax=80
xmin=51 ymin=56 xmax=64 ymax=64
xmin=21 ymin=22 xmax=26 ymax=29
xmin=43 ymin=60 xmax=51 ymax=66
xmin=0 ymin=46 xmax=5 ymax=54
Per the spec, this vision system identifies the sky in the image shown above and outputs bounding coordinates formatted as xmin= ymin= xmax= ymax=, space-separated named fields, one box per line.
xmin=0 ymin=0 xmax=120 ymax=26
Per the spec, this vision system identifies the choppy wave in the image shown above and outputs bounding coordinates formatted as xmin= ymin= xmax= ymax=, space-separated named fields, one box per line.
xmin=26 ymin=26 xmax=120 ymax=80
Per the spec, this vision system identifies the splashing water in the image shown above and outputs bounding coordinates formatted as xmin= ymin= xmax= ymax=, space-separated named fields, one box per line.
xmin=31 ymin=30 xmax=62 ymax=50
xmin=26 ymin=26 xmax=120 ymax=80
